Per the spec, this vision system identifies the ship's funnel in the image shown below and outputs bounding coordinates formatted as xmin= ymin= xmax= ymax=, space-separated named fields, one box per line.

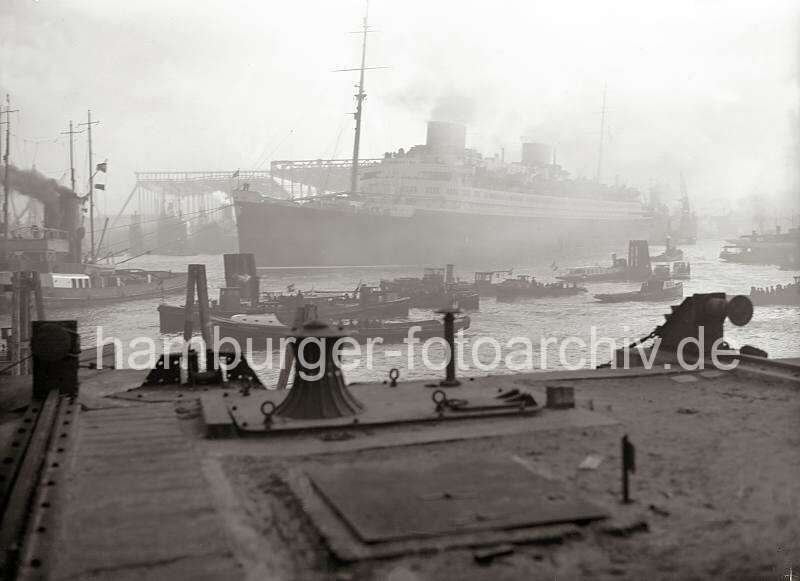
xmin=521 ymin=143 xmax=551 ymax=167
xmin=426 ymin=121 xmax=466 ymax=153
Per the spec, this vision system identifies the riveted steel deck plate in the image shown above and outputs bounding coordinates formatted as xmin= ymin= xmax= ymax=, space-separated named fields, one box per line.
xmin=304 ymin=457 xmax=607 ymax=544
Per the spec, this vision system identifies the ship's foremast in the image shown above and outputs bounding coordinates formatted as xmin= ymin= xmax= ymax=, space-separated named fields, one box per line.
xmin=350 ymin=2 xmax=369 ymax=195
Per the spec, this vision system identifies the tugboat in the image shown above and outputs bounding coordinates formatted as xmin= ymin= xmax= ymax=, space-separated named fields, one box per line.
xmin=35 ymin=267 xmax=186 ymax=308
xmin=472 ymin=269 xmax=514 ymax=295
xmin=651 ymin=237 xmax=684 ymax=262
xmin=273 ymin=286 xmax=411 ymax=324
xmin=158 ymin=284 xmax=411 ymax=333
xmin=720 ymin=226 xmax=800 ymax=266
xmin=556 ymin=240 xmax=653 ymax=283
xmin=594 ymin=278 xmax=683 ymax=303
xmin=749 ymin=277 xmax=800 ymax=306
xmin=380 ymin=265 xmax=480 ymax=310
xmin=1 ymin=202 xmax=186 ymax=312
xmin=1 ymin=132 xmax=189 ymax=313
xmin=495 ymin=275 xmax=587 ymax=302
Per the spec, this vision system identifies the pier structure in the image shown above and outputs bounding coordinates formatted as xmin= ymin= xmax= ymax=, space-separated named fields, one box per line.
xmin=131 ymin=170 xmax=273 ymax=221
xmin=124 ymin=159 xmax=384 ymax=237
xmin=111 ymin=171 xmax=272 ymax=256
xmin=269 ymin=158 xmax=381 ymax=199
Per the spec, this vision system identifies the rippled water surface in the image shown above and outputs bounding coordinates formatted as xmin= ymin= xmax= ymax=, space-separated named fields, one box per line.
xmin=32 ymin=238 xmax=800 ymax=384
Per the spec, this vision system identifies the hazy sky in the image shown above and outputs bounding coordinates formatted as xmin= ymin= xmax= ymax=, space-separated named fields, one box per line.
xmin=1 ymin=0 xmax=798 ymax=216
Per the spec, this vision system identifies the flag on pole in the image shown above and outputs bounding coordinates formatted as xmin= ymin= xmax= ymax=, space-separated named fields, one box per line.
xmin=94 ymin=183 xmax=105 ymax=190
xmin=95 ymin=161 xmax=107 ymax=173
xmin=231 ymin=170 xmax=240 ymax=178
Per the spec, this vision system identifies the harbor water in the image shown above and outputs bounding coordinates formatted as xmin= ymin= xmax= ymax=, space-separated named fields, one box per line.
xmin=38 ymin=238 xmax=800 ymax=386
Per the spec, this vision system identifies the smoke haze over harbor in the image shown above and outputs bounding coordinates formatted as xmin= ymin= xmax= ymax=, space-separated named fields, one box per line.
xmin=0 ymin=0 xmax=798 ymax=218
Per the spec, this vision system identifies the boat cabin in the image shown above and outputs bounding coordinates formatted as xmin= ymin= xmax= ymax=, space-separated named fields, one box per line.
xmin=41 ymin=273 xmax=92 ymax=289
xmin=422 ymin=268 xmax=445 ymax=282
xmin=672 ymin=262 xmax=691 ymax=277
xmin=474 ymin=270 xmax=512 ymax=283
xmin=641 ymin=279 xmax=680 ymax=293
xmin=564 ymin=265 xmax=606 ymax=277
xmin=652 ymin=265 xmax=671 ymax=279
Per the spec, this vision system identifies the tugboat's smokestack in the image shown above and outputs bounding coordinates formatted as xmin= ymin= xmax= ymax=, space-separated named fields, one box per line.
xmin=5 ymin=164 xmax=84 ymax=263
xmin=56 ymin=190 xmax=83 ymax=263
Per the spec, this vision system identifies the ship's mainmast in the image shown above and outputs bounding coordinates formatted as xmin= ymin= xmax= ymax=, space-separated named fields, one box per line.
xmin=79 ymin=110 xmax=100 ymax=262
xmin=350 ymin=1 xmax=370 ymax=195
xmin=596 ymin=83 xmax=607 ymax=184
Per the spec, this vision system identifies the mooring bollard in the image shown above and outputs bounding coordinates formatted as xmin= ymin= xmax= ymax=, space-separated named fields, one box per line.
xmin=274 ymin=319 xmax=364 ymax=420
xmin=436 ymin=305 xmax=461 ymax=387
xmin=621 ymin=434 xmax=636 ymax=504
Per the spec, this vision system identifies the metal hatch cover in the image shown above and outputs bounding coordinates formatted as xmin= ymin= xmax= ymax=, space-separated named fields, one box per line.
xmin=306 ymin=457 xmax=607 ymax=544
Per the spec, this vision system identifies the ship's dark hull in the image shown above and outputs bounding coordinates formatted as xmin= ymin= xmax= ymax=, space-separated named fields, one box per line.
xmin=236 ymin=200 xmax=654 ymax=267
xmin=207 ymin=314 xmax=471 ymax=345
xmin=37 ymin=274 xmax=188 ymax=309
xmin=594 ymin=284 xmax=683 ymax=303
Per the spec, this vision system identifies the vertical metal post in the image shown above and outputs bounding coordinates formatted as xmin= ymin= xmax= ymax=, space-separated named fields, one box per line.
xmin=621 ymin=434 xmax=635 ymax=504
xmin=436 ymin=305 xmax=461 ymax=387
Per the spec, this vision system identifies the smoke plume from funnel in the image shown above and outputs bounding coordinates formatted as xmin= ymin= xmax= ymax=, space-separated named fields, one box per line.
xmin=3 ymin=165 xmax=76 ymax=228
xmin=430 ymin=92 xmax=476 ymax=126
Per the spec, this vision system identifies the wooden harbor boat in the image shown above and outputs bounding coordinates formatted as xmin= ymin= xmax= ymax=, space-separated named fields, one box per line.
xmin=380 ymin=265 xmax=480 ymax=310
xmin=208 ymin=313 xmax=471 ymax=344
xmin=472 ymin=269 xmax=514 ymax=295
xmin=594 ymin=279 xmax=683 ymax=303
xmin=556 ymin=241 xmax=654 ymax=283
xmin=495 ymin=275 xmax=587 ymax=302
xmin=159 ymin=294 xmax=411 ymax=333
xmin=28 ymin=269 xmax=187 ymax=309
xmin=651 ymin=239 xmax=684 ymax=262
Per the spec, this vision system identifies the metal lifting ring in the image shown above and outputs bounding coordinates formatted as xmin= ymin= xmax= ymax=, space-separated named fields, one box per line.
xmin=431 ymin=390 xmax=468 ymax=410
xmin=260 ymin=400 xmax=276 ymax=422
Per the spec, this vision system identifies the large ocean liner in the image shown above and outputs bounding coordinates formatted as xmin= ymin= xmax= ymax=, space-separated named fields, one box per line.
xmin=234 ymin=6 xmax=653 ymax=267
xmin=235 ymin=121 xmax=654 ymax=267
